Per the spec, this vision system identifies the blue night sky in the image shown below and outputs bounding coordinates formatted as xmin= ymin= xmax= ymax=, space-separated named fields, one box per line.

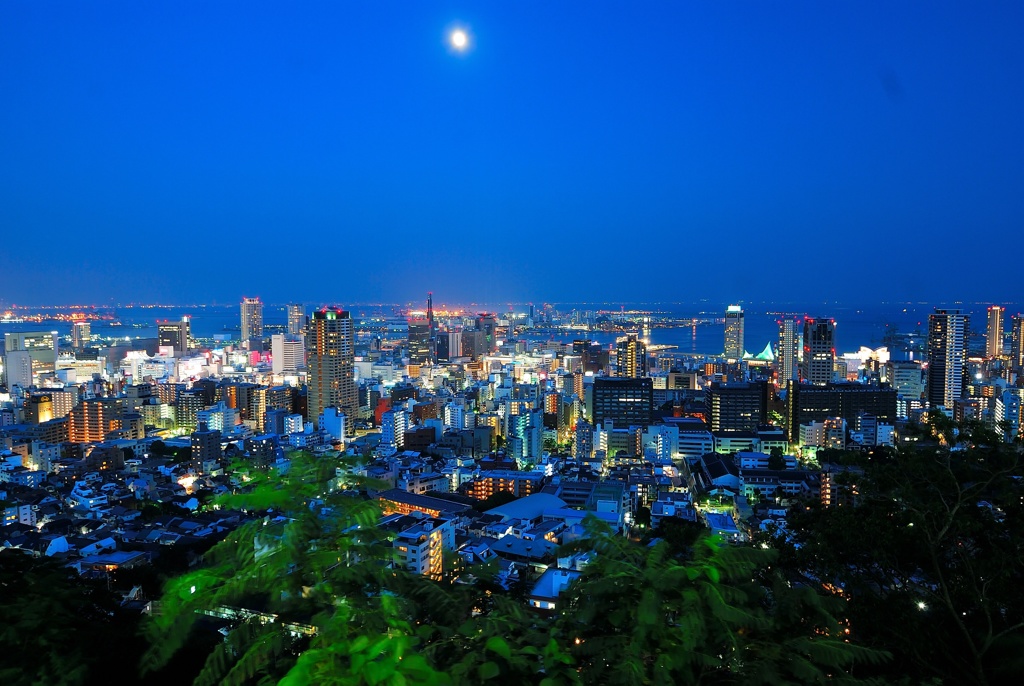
xmin=2 ymin=2 xmax=1022 ymax=306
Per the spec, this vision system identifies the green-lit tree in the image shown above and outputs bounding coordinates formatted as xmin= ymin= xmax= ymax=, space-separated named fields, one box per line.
xmin=144 ymin=451 xmax=889 ymax=685
xmin=142 ymin=451 xmax=447 ymax=685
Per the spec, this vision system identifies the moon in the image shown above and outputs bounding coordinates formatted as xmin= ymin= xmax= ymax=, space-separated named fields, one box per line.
xmin=450 ymin=29 xmax=468 ymax=51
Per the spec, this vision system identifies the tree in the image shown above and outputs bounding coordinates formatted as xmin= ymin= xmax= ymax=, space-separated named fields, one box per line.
xmin=144 ymin=452 xmax=888 ymax=685
xmin=767 ymin=448 xmax=786 ymax=471
xmin=771 ymin=420 xmax=1024 ymax=685
xmin=0 ymin=554 xmax=155 ymax=686
xmin=143 ymin=451 xmax=446 ymax=685
xmin=634 ymin=505 xmax=651 ymax=529
xmin=557 ymin=520 xmax=888 ymax=685
xmin=651 ymin=516 xmax=705 ymax=554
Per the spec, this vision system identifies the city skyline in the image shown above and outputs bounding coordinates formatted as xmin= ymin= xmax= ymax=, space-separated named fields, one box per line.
xmin=3 ymin=294 xmax=1023 ymax=310
xmin=3 ymin=2 xmax=1023 ymax=305
xmin=3 ymin=4 xmax=1023 ymax=684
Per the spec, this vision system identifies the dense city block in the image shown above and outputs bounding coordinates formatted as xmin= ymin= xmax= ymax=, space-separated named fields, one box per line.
xmin=2 ymin=298 xmax=1021 ymax=684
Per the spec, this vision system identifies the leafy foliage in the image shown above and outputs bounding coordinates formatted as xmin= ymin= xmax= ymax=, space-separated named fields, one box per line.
xmin=771 ymin=417 xmax=1024 ymax=685
xmin=145 ymin=451 xmax=888 ymax=685
xmin=558 ymin=520 xmax=887 ymax=685
xmin=0 ymin=553 xmax=150 ymax=686
xmin=143 ymin=450 xmax=443 ymax=685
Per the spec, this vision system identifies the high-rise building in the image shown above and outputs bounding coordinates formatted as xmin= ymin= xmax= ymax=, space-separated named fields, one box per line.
xmin=426 ymin=292 xmax=435 ymax=346
xmin=158 ymin=316 xmax=193 ymax=354
xmin=442 ymin=330 xmax=462 ymax=361
xmin=994 ymin=391 xmax=1021 ymax=442
xmin=2 ymin=350 xmax=32 ymax=389
xmin=573 ymin=419 xmax=594 ymax=461
xmin=271 ymin=334 xmax=305 ymax=374
xmin=4 ymin=331 xmax=58 ymax=377
xmin=986 ymin=306 xmax=1004 ymax=359
xmin=802 ymin=318 xmax=835 ymax=386
xmin=705 ymin=381 xmax=769 ymax=433
xmin=175 ymin=391 xmax=204 ymax=431
xmin=381 ymin=409 xmax=407 ymax=449
xmin=615 ymin=334 xmax=647 ymax=378
xmin=592 ymin=377 xmax=653 ymax=428
xmin=69 ymin=398 xmax=121 ymax=444
xmin=724 ymin=305 xmax=744 ymax=359
xmin=461 ymin=329 xmax=487 ymax=360
xmin=572 ymin=339 xmax=604 ymax=373
xmin=476 ymin=313 xmax=497 ymax=354
xmin=776 ymin=317 xmax=799 ymax=385
xmin=786 ymin=381 xmax=897 ymax=442
xmin=241 ymin=297 xmax=264 ymax=341
xmin=887 ymin=360 xmax=924 ymax=399
xmin=71 ymin=321 xmax=91 ymax=349
xmin=1011 ymin=315 xmax=1024 ymax=373
xmin=191 ymin=427 xmax=222 ymax=471
xmin=408 ymin=317 xmax=432 ymax=365
xmin=307 ymin=307 xmax=357 ymax=433
xmin=287 ymin=304 xmax=305 ymax=335
xmin=927 ymin=309 xmax=969 ymax=410
xmin=222 ymin=382 xmax=263 ymax=425
xmin=25 ymin=390 xmax=76 ymax=424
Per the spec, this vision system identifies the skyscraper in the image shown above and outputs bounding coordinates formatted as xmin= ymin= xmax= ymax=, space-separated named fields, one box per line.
xmin=3 ymin=350 xmax=32 ymax=389
xmin=705 ymin=381 xmax=768 ymax=433
xmin=802 ymin=318 xmax=835 ymax=386
xmin=1011 ymin=315 xmax=1024 ymax=373
xmin=776 ymin=316 xmax=799 ymax=385
xmin=307 ymin=307 xmax=357 ymax=433
xmin=615 ymin=334 xmax=647 ymax=378
xmin=723 ymin=305 xmax=744 ymax=359
xmin=271 ymin=334 xmax=305 ymax=374
xmin=426 ymin=292 xmax=435 ymax=343
xmin=407 ymin=317 xmax=432 ymax=365
xmin=986 ymin=305 xmax=1004 ymax=359
xmin=4 ymin=331 xmax=58 ymax=376
xmin=69 ymin=397 xmax=120 ymax=444
xmin=592 ymin=377 xmax=654 ymax=428
xmin=476 ymin=313 xmax=497 ymax=354
xmin=287 ymin=304 xmax=305 ymax=335
xmin=71 ymin=320 xmax=91 ymax=349
xmin=157 ymin=316 xmax=193 ymax=354
xmin=927 ymin=309 xmax=969 ymax=410
xmin=241 ymin=296 xmax=264 ymax=341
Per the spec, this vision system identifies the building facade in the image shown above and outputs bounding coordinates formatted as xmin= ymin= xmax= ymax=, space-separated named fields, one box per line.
xmin=776 ymin=316 xmax=799 ymax=385
xmin=240 ymin=296 xmax=264 ymax=342
xmin=927 ymin=309 xmax=969 ymax=410
xmin=1010 ymin=314 xmax=1024 ymax=373
xmin=802 ymin=318 xmax=835 ymax=386
xmin=157 ymin=316 xmax=193 ymax=354
xmin=306 ymin=307 xmax=357 ymax=433
xmin=986 ymin=305 xmax=1004 ymax=359
xmin=287 ymin=304 xmax=305 ymax=335
xmin=592 ymin=377 xmax=653 ymax=428
xmin=724 ymin=305 xmax=744 ymax=359
xmin=615 ymin=334 xmax=646 ymax=378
